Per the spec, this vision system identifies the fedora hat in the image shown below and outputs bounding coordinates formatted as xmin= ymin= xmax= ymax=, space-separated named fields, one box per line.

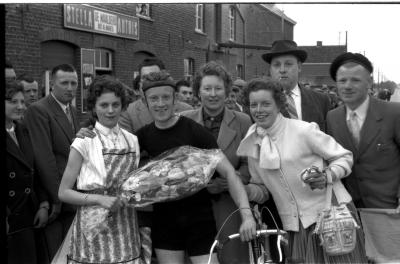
xmin=262 ymin=40 xmax=307 ymax=63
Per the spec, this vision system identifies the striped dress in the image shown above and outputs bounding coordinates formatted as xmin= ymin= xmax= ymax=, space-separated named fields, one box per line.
xmin=67 ymin=123 xmax=142 ymax=264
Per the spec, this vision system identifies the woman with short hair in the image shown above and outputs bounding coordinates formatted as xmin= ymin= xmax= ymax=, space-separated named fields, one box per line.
xmin=181 ymin=61 xmax=252 ymax=263
xmin=6 ymin=80 xmax=49 ymax=263
xmin=237 ymin=78 xmax=368 ymax=263
xmin=58 ymin=75 xmax=142 ymax=263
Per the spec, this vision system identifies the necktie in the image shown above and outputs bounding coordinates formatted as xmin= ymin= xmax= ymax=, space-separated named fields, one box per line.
xmin=285 ymin=91 xmax=298 ymax=119
xmin=7 ymin=126 xmax=19 ymax=147
xmin=65 ymin=105 xmax=75 ymax=133
xmin=347 ymin=111 xmax=360 ymax=146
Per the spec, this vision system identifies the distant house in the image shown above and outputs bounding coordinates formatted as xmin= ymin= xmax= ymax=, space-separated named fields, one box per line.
xmin=298 ymin=41 xmax=347 ymax=88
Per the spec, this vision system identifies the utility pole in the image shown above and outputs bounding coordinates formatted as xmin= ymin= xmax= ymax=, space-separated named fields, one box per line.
xmin=281 ymin=4 xmax=285 ymax=39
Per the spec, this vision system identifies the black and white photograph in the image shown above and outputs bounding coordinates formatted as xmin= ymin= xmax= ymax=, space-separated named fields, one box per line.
xmin=4 ymin=1 xmax=400 ymax=263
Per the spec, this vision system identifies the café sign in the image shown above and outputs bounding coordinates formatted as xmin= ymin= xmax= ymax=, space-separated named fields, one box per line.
xmin=64 ymin=4 xmax=139 ymax=40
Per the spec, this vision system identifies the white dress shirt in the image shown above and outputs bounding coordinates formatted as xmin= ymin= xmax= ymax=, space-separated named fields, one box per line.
xmin=346 ymin=96 xmax=370 ymax=130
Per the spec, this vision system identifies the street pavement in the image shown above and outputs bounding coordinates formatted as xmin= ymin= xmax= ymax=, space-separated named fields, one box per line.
xmin=390 ymin=87 xmax=400 ymax=102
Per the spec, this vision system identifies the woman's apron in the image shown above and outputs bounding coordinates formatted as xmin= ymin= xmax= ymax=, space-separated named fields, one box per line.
xmin=68 ymin=129 xmax=141 ymax=264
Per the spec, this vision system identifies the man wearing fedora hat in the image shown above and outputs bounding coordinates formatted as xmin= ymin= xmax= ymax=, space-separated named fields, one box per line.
xmin=327 ymin=52 xmax=400 ymax=211
xmin=262 ymin=39 xmax=331 ymax=132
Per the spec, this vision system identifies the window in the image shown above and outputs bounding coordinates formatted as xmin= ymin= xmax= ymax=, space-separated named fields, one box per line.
xmin=184 ymin=58 xmax=195 ymax=82
xmin=95 ymin=49 xmax=112 ymax=72
xmin=136 ymin=4 xmax=151 ymax=18
xmin=236 ymin=64 xmax=243 ymax=79
xmin=229 ymin=7 xmax=236 ymax=41
xmin=195 ymin=4 xmax=204 ymax=33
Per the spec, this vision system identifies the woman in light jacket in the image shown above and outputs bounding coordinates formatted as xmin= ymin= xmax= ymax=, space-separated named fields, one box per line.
xmin=237 ymin=78 xmax=367 ymax=263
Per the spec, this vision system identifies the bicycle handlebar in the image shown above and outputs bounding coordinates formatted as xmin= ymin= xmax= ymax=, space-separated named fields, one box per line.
xmin=207 ymin=229 xmax=288 ymax=264
xmin=225 ymin=229 xmax=287 ymax=241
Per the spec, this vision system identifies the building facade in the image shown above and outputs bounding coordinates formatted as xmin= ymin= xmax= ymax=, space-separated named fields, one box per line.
xmin=5 ymin=3 xmax=295 ymax=122
xmin=299 ymin=41 xmax=347 ymax=88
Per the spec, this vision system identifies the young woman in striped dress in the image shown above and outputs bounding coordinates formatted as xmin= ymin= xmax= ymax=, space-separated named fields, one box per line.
xmin=59 ymin=75 xmax=142 ymax=263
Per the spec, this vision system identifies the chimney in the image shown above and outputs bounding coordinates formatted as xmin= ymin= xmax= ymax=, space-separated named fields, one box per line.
xmin=317 ymin=41 xmax=322 ymax=47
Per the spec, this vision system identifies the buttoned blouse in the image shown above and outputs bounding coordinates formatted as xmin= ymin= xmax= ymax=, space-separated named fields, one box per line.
xmin=238 ymin=115 xmax=353 ymax=231
xmin=71 ymin=122 xmax=140 ymax=190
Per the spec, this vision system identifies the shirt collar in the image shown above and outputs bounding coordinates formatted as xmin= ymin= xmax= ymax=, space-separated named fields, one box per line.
xmin=95 ymin=121 xmax=121 ymax=137
xmin=346 ymin=96 xmax=369 ymax=121
xmin=51 ymin=92 xmax=69 ymax=112
xmin=202 ymin=108 xmax=225 ymax=122
xmin=6 ymin=123 xmax=15 ymax=133
xmin=290 ymin=84 xmax=301 ymax=97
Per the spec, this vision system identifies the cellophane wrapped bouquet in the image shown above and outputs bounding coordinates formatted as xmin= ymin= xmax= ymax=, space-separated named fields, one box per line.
xmin=81 ymin=146 xmax=223 ymax=240
xmin=120 ymin=145 xmax=224 ymax=207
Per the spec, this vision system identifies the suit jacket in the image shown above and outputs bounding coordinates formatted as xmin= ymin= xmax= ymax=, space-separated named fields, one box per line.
xmin=327 ymin=97 xmax=400 ymax=208
xmin=24 ymin=95 xmax=80 ymax=206
xmin=7 ymin=122 xmax=48 ymax=233
xmin=281 ymin=84 xmax=331 ymax=132
xmin=119 ymin=98 xmax=193 ymax=134
xmin=180 ymin=107 xmax=252 ymax=183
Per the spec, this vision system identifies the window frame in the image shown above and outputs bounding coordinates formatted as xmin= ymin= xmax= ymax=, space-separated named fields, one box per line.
xmin=184 ymin=58 xmax=195 ymax=82
xmin=236 ymin=64 xmax=244 ymax=79
xmin=229 ymin=6 xmax=236 ymax=41
xmin=95 ymin=49 xmax=113 ymax=71
xmin=136 ymin=4 xmax=151 ymax=18
xmin=195 ymin=4 xmax=204 ymax=33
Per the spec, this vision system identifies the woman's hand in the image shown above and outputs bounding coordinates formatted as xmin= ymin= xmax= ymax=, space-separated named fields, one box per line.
xmin=303 ymin=170 xmax=327 ymax=190
xmin=96 ymin=195 xmax=124 ymax=212
xmin=239 ymin=213 xmax=257 ymax=242
xmin=33 ymin=207 xmax=49 ymax=228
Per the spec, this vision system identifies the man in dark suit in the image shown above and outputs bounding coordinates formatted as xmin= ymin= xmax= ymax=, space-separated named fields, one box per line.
xmin=24 ymin=64 xmax=80 ymax=260
xmin=262 ymin=40 xmax=331 ymax=131
xmin=327 ymin=52 xmax=400 ymax=211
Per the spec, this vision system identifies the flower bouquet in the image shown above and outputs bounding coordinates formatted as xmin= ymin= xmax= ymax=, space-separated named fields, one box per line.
xmin=120 ymin=145 xmax=224 ymax=207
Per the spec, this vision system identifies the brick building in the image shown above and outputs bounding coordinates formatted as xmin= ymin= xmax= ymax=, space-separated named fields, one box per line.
xmin=299 ymin=41 xmax=347 ymax=88
xmin=5 ymin=3 xmax=295 ymax=122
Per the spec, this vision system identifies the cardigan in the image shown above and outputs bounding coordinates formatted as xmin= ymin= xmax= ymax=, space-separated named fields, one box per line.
xmin=237 ymin=114 xmax=353 ymax=231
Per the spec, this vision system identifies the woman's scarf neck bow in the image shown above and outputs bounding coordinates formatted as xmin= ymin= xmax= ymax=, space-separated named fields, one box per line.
xmin=237 ymin=113 xmax=283 ymax=170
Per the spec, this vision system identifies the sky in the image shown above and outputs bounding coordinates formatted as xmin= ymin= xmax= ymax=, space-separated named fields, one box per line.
xmin=280 ymin=3 xmax=400 ymax=84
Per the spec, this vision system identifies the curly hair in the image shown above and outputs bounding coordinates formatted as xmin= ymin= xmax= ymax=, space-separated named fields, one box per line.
xmin=245 ymin=78 xmax=287 ymax=110
xmin=86 ymin=75 xmax=128 ymax=113
xmin=192 ymin=61 xmax=232 ymax=97
xmin=5 ymin=80 xmax=24 ymax=100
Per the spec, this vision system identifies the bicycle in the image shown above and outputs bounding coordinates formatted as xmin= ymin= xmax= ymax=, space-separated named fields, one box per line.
xmin=207 ymin=204 xmax=288 ymax=264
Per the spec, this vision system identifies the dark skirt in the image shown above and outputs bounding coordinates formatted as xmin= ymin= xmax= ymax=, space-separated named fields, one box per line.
xmin=286 ymin=202 xmax=368 ymax=264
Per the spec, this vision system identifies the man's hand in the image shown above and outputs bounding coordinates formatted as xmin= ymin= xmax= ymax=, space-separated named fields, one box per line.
xmin=48 ymin=203 xmax=62 ymax=223
xmin=76 ymin=126 xmax=96 ymax=139
xmin=34 ymin=207 xmax=49 ymax=228
xmin=207 ymin=177 xmax=228 ymax=194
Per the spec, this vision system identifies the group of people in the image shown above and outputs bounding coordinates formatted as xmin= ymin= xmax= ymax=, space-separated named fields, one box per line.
xmin=6 ymin=39 xmax=400 ymax=264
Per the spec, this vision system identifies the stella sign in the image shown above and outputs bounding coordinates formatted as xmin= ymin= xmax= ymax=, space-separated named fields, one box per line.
xmin=64 ymin=4 xmax=139 ymax=40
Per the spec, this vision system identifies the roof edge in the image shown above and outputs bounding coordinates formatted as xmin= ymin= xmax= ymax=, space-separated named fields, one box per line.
xmin=259 ymin=4 xmax=296 ymax=25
